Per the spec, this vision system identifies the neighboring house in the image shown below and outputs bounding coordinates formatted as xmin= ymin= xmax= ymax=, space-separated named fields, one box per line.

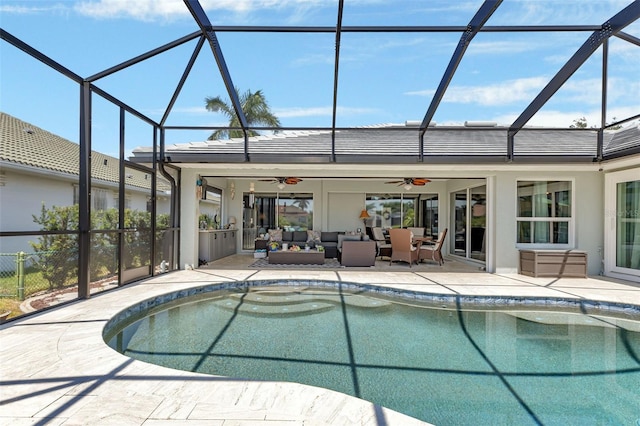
xmin=131 ymin=121 xmax=640 ymax=283
xmin=0 ymin=112 xmax=171 ymax=258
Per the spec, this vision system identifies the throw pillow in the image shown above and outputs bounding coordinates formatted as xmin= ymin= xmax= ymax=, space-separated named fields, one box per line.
xmin=268 ymin=228 xmax=283 ymax=242
xmin=306 ymin=230 xmax=321 ymax=244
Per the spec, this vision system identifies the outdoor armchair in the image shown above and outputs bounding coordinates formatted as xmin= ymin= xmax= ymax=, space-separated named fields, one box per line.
xmin=389 ymin=228 xmax=419 ymax=267
xmin=371 ymin=227 xmax=392 ymax=259
xmin=419 ymin=228 xmax=447 ymax=266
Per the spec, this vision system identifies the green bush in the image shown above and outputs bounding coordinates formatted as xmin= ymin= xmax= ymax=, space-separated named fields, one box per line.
xmin=30 ymin=204 xmax=79 ymax=290
xmin=30 ymin=203 xmax=172 ymax=289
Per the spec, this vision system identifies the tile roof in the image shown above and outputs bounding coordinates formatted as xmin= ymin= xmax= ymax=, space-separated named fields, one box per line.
xmin=132 ymin=122 xmax=639 ymax=163
xmin=604 ymin=123 xmax=640 ymax=155
xmin=0 ymin=112 xmax=157 ymax=190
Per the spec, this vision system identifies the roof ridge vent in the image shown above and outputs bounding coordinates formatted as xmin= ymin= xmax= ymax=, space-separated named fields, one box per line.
xmin=464 ymin=121 xmax=497 ymax=127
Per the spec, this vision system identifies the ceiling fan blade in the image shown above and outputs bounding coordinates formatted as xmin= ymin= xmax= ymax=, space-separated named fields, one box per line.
xmin=385 ymin=180 xmax=403 ymax=184
xmin=412 ymin=178 xmax=431 ymax=185
xmin=284 ymin=177 xmax=302 ymax=184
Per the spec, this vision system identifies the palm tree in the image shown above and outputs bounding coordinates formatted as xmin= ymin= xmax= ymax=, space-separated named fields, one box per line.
xmin=294 ymin=199 xmax=310 ymax=212
xmin=205 ymin=88 xmax=281 ymax=140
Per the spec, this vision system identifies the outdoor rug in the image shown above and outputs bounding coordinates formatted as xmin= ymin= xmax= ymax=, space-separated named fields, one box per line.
xmin=249 ymin=257 xmax=343 ymax=269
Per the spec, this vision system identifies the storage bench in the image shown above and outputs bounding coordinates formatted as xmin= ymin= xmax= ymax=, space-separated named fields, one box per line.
xmin=519 ymin=249 xmax=587 ymax=278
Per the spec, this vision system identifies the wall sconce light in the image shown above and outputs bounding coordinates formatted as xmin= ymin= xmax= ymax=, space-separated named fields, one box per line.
xmin=229 ymin=180 xmax=235 ymax=199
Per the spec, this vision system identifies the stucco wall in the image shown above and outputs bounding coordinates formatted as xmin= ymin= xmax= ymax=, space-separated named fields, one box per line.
xmin=492 ymin=171 xmax=604 ymax=275
xmin=1 ymin=168 xmax=165 ymax=259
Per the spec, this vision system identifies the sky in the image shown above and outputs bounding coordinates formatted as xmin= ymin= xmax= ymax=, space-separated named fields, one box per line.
xmin=1 ymin=0 xmax=639 ymax=158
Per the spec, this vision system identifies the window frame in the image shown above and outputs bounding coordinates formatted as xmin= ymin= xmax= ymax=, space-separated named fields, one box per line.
xmin=515 ymin=179 xmax=575 ymax=249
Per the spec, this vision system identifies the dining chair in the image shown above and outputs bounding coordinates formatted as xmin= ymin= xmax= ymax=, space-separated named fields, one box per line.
xmin=419 ymin=228 xmax=447 ymax=266
xmin=389 ymin=228 xmax=419 ymax=267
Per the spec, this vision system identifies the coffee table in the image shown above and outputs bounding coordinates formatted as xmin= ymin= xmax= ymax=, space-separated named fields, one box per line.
xmin=268 ymin=250 xmax=325 ymax=265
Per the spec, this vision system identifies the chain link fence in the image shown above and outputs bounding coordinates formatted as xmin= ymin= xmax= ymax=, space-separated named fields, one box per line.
xmin=0 ymin=251 xmax=73 ymax=300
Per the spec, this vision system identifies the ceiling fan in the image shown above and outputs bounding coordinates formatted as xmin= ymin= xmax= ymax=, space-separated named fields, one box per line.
xmin=385 ymin=178 xmax=431 ymax=189
xmin=259 ymin=177 xmax=303 ymax=189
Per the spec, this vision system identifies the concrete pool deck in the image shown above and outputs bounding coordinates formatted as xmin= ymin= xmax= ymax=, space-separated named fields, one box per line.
xmin=1 ymin=258 xmax=639 ymax=425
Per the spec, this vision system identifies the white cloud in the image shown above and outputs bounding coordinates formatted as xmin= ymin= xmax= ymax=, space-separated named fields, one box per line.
xmin=489 ymin=0 xmax=632 ymax=26
xmin=75 ymin=0 xmax=189 ymax=21
xmin=405 ymin=76 xmax=549 ymax=106
xmin=274 ymin=106 xmax=379 ymax=118
xmin=292 ymin=54 xmax=335 ymax=67
xmin=492 ymin=104 xmax=640 ymax=128
xmin=467 ymin=41 xmax=534 ymax=55
xmin=170 ymin=106 xmax=211 ymax=115
xmin=0 ymin=3 xmax=71 ymax=15
xmin=405 ymin=74 xmax=639 ymax=108
xmin=71 ymin=0 xmax=335 ymax=21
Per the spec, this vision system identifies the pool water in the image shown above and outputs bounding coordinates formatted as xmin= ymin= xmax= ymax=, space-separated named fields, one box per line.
xmin=106 ymin=286 xmax=640 ymax=425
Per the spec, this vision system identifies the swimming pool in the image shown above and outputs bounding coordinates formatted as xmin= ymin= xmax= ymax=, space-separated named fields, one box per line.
xmin=104 ymin=281 xmax=640 ymax=425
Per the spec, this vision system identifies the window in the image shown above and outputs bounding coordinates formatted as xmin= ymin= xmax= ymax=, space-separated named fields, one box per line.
xmin=241 ymin=192 xmax=313 ymax=250
xmin=517 ymin=180 xmax=572 ymax=246
xmin=113 ymin=194 xmax=132 ymax=210
xmin=246 ymin=193 xmax=313 ymax=232
xmin=200 ymin=184 xmax=222 ymax=227
xmin=73 ymin=185 xmax=108 ymax=211
xmin=278 ymin=194 xmax=313 ymax=231
xmin=365 ymin=193 xmax=418 ymax=228
xmin=421 ymin=194 xmax=439 ymax=238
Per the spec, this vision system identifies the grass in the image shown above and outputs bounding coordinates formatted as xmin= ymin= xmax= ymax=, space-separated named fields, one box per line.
xmin=0 ymin=267 xmax=50 ymax=299
xmin=0 ymin=268 xmax=51 ymax=321
xmin=0 ymin=298 xmax=22 ymax=321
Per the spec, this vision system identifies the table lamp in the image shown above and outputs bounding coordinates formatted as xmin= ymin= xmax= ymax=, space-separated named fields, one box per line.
xmin=359 ymin=209 xmax=370 ymax=228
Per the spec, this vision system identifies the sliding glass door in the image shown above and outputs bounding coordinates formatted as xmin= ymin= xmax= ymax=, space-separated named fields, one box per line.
xmin=606 ymin=169 xmax=640 ymax=281
xmin=605 ymin=169 xmax=640 ymax=281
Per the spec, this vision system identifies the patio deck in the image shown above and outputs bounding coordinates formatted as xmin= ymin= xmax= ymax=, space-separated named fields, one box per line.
xmin=1 ymin=254 xmax=639 ymax=425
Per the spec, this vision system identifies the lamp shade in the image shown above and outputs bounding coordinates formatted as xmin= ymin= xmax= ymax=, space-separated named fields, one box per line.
xmin=359 ymin=209 xmax=370 ymax=220
xmin=228 ymin=216 xmax=237 ymax=225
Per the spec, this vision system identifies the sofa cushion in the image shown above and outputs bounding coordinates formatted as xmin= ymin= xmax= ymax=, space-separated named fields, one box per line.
xmin=268 ymin=229 xmax=282 ymax=242
xmin=282 ymin=231 xmax=294 ymax=242
xmin=293 ymin=231 xmax=307 ymax=242
xmin=321 ymin=231 xmax=339 ymax=242
xmin=307 ymin=230 xmax=321 ymax=244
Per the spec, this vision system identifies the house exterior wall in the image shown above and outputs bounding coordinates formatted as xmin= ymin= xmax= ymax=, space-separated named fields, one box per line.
xmin=0 ymin=166 xmax=163 ymax=261
xmin=491 ymin=170 xmax=604 ymax=275
xmin=1 ymin=168 xmax=75 ymax=233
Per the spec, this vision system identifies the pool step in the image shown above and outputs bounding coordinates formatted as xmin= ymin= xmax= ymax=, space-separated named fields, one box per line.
xmin=228 ymin=289 xmax=391 ymax=309
xmin=212 ymin=298 xmax=334 ymax=316
xmin=215 ymin=288 xmax=391 ymax=316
